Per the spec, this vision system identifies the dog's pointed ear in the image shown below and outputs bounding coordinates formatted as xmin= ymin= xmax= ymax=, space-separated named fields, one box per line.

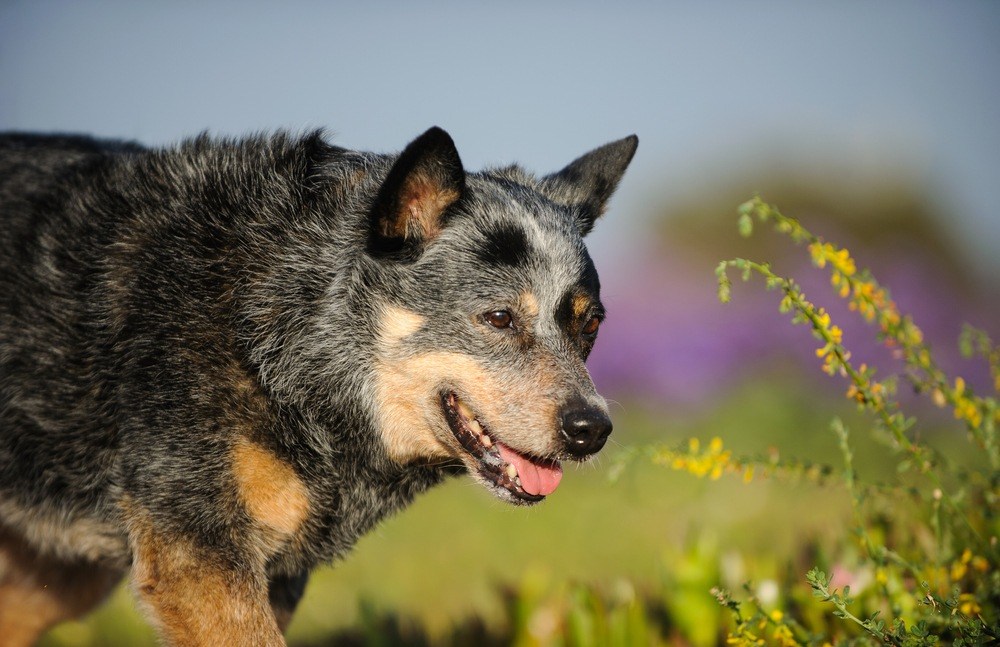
xmin=368 ymin=126 xmax=465 ymax=258
xmin=539 ymin=135 xmax=638 ymax=236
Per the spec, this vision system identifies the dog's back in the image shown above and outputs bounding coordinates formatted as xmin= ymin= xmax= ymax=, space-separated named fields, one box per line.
xmin=0 ymin=135 xmax=146 ymax=644
xmin=0 ymin=134 xmax=140 ymax=544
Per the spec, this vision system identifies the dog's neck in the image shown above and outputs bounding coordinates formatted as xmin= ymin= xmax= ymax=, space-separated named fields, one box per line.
xmin=263 ymin=403 xmax=447 ymax=575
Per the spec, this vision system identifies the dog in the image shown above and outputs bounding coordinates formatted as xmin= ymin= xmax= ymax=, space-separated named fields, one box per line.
xmin=0 ymin=126 xmax=637 ymax=645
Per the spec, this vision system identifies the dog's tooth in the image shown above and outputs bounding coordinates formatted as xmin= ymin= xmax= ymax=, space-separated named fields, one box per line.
xmin=456 ymin=400 xmax=475 ymax=420
xmin=481 ymin=434 xmax=493 ymax=448
xmin=505 ymin=463 xmax=518 ymax=479
xmin=468 ymin=418 xmax=482 ymax=435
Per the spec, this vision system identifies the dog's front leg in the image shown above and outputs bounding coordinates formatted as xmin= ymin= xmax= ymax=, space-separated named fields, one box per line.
xmin=128 ymin=512 xmax=284 ymax=647
xmin=268 ymin=570 xmax=310 ymax=633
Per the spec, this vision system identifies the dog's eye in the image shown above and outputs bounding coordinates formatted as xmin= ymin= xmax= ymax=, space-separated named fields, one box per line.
xmin=582 ymin=316 xmax=601 ymax=337
xmin=485 ymin=310 xmax=514 ymax=329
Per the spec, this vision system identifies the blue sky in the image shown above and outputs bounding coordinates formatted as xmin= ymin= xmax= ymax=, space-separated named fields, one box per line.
xmin=2 ymin=1 xmax=998 ymax=274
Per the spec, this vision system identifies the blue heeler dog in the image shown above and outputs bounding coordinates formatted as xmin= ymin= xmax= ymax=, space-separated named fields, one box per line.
xmin=0 ymin=126 xmax=637 ymax=645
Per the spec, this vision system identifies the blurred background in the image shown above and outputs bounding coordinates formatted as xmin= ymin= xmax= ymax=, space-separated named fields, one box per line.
xmin=2 ymin=1 xmax=998 ymax=644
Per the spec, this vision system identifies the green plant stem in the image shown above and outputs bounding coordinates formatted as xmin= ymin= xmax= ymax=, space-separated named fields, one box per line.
xmin=743 ymin=196 xmax=1000 ymax=471
xmin=719 ymin=258 xmax=993 ymax=560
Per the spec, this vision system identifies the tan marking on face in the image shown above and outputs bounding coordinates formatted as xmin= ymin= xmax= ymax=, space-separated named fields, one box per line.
xmin=375 ymin=349 xmax=570 ymax=464
xmin=378 ymin=306 xmax=425 ymax=346
xmin=520 ymin=291 xmax=539 ymax=319
xmin=375 ymin=352 xmax=475 ymax=464
xmin=124 ymin=502 xmax=284 ymax=645
xmin=572 ymin=292 xmax=591 ymax=319
xmin=231 ymin=440 xmax=310 ymax=537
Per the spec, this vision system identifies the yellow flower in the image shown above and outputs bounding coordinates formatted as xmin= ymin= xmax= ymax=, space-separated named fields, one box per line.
xmin=953 ymin=399 xmax=983 ymax=428
xmin=832 ymin=248 xmax=856 ymax=277
xmin=958 ymin=593 xmax=981 ymax=617
xmin=816 ymin=309 xmax=831 ymax=329
xmin=668 ymin=437 xmax=734 ymax=480
xmin=951 ymin=549 xmax=974 ymax=581
xmin=846 ymin=385 xmax=858 ymax=399
xmin=809 ymin=242 xmax=856 ymax=278
xmin=773 ymin=624 xmax=799 ymax=647
xmin=808 ymin=242 xmax=826 ymax=268
xmin=901 ymin=320 xmax=924 ymax=345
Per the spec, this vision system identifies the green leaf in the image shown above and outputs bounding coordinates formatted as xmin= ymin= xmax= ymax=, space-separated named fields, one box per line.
xmin=959 ymin=327 xmax=974 ymax=358
xmin=738 ymin=212 xmax=754 ymax=238
xmin=715 ymin=262 xmax=732 ymax=303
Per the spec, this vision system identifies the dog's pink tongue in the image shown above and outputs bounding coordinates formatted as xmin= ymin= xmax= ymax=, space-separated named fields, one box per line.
xmin=497 ymin=443 xmax=563 ymax=496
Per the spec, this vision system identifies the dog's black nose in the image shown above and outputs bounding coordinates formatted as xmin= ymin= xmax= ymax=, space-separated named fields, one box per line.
xmin=560 ymin=404 xmax=612 ymax=457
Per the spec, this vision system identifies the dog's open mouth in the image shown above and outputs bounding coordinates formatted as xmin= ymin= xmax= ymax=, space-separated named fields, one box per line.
xmin=441 ymin=392 xmax=562 ymax=503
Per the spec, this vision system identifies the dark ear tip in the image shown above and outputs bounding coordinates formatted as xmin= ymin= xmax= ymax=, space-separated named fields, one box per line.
xmin=619 ymin=134 xmax=639 ymax=158
xmin=416 ymin=126 xmax=455 ymax=148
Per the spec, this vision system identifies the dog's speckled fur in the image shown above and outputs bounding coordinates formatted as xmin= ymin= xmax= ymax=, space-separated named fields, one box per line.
xmin=0 ymin=127 xmax=636 ymax=645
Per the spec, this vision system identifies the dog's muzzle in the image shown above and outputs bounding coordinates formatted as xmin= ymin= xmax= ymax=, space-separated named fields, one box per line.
xmin=560 ymin=402 xmax=613 ymax=458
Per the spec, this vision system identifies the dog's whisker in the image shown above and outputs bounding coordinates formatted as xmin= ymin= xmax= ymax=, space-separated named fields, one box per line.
xmin=604 ymin=398 xmax=627 ymax=414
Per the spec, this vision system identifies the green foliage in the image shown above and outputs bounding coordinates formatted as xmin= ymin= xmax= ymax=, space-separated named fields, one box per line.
xmin=701 ymin=196 xmax=1000 ymax=645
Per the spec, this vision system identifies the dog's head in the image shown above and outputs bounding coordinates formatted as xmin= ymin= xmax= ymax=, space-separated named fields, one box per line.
xmin=369 ymin=127 xmax=636 ymax=504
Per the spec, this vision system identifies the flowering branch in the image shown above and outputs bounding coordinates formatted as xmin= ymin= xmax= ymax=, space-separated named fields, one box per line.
xmin=731 ymin=196 xmax=998 ymax=469
xmin=672 ymin=196 xmax=1000 ymax=643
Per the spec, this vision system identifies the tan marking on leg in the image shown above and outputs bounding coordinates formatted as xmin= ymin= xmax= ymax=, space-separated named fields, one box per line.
xmin=125 ymin=504 xmax=285 ymax=647
xmin=232 ymin=440 xmax=310 ymax=537
xmin=0 ymin=525 xmax=121 ymax=647
xmin=273 ymin=606 xmax=295 ymax=635
xmin=378 ymin=306 xmax=425 ymax=346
